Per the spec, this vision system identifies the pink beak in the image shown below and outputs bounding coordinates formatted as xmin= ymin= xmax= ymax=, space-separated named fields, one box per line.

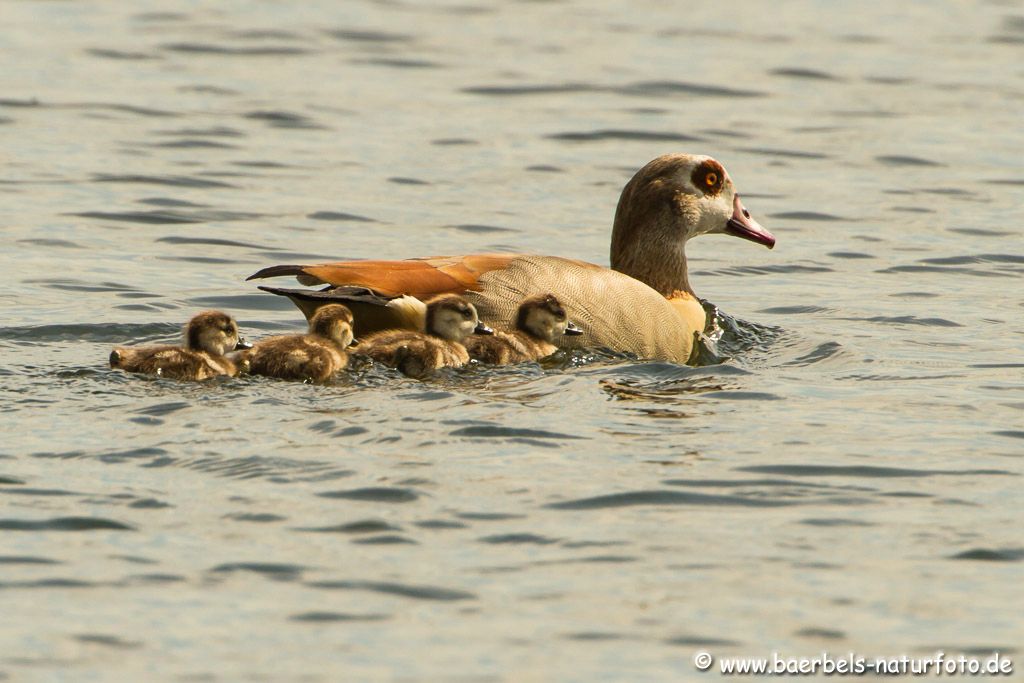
xmin=725 ymin=194 xmax=775 ymax=249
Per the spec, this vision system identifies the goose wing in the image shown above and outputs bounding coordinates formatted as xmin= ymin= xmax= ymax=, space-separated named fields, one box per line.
xmin=248 ymin=254 xmax=519 ymax=298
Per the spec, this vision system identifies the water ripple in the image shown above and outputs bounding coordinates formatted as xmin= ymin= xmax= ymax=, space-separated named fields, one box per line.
xmin=307 ymin=211 xmax=378 ymax=222
xmin=546 ymin=490 xmax=795 ymax=510
xmin=0 ymin=555 xmax=60 ymax=565
xmin=737 ymin=465 xmax=1013 ymax=478
xmin=162 ymin=43 xmax=309 ymax=56
xmin=290 ymin=611 xmax=390 ymax=622
xmin=547 ymin=129 xmax=703 ymax=143
xmin=463 ymin=80 xmax=765 ymax=98
xmin=479 ymin=533 xmax=560 ymax=545
xmin=317 ymin=487 xmax=420 ymax=503
xmin=950 ymin=548 xmax=1024 ymax=562
xmin=244 ymin=110 xmax=326 ymax=130
xmin=0 ymin=517 xmax=134 ymax=531
xmin=210 ymin=563 xmax=307 ymax=580
xmin=448 ymin=425 xmax=584 ymax=440
xmin=70 ymin=209 xmax=257 ymax=224
xmin=91 ymin=173 xmax=237 ymax=189
xmin=0 ymin=322 xmax=175 ymax=342
xmin=769 ymin=67 xmax=840 ymax=80
xmin=305 ymin=580 xmax=475 ymax=601
xmin=326 ymin=29 xmax=413 ymax=44
xmin=875 ymin=154 xmax=943 ymax=167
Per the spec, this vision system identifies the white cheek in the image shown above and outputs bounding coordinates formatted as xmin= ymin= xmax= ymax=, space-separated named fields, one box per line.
xmin=699 ymin=198 xmax=732 ymax=235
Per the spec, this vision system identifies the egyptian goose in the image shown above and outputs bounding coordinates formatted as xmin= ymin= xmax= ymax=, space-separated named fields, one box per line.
xmin=353 ymin=294 xmax=492 ymax=377
xmin=465 ymin=294 xmax=582 ymax=365
xmin=236 ymin=303 xmax=354 ymax=382
xmin=249 ymin=154 xmax=775 ymax=363
xmin=109 ymin=310 xmax=248 ymax=380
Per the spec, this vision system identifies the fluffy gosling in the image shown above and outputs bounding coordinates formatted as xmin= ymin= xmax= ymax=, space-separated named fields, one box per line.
xmin=353 ymin=294 xmax=492 ymax=377
xmin=109 ymin=310 xmax=248 ymax=381
xmin=465 ymin=294 xmax=581 ymax=365
xmin=237 ymin=304 xmax=354 ymax=382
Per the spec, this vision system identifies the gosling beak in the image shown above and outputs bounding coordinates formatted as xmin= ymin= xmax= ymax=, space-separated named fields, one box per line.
xmin=563 ymin=321 xmax=583 ymax=336
xmin=725 ymin=194 xmax=775 ymax=249
xmin=234 ymin=338 xmax=254 ymax=351
xmin=474 ymin=322 xmax=494 ymax=335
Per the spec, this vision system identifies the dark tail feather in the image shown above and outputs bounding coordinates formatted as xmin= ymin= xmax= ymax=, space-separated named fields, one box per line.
xmin=246 ymin=264 xmax=305 ymax=281
xmin=257 ymin=285 xmax=409 ymax=334
xmin=257 ymin=285 xmax=395 ymax=307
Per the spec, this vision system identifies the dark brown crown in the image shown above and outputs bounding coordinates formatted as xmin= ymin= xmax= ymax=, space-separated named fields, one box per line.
xmin=425 ymin=294 xmax=475 ymax=332
xmin=516 ymin=294 xmax=566 ymax=330
xmin=310 ymin=304 xmax=353 ymax=337
xmin=186 ymin=310 xmax=235 ymax=350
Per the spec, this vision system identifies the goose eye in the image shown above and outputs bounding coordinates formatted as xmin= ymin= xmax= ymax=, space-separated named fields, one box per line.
xmin=461 ymin=309 xmax=472 ymax=319
xmin=690 ymin=163 xmax=723 ymax=195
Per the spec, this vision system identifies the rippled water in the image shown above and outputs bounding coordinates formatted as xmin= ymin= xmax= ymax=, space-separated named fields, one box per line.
xmin=2 ymin=1 xmax=1023 ymax=680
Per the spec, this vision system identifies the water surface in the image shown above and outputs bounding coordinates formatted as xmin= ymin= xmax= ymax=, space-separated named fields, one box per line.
xmin=2 ymin=1 xmax=1023 ymax=680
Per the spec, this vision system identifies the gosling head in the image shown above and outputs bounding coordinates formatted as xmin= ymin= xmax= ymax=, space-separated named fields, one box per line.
xmin=516 ymin=294 xmax=582 ymax=342
xmin=424 ymin=295 xmax=492 ymax=342
xmin=309 ymin=304 xmax=355 ymax=347
xmin=184 ymin=310 xmax=248 ymax=356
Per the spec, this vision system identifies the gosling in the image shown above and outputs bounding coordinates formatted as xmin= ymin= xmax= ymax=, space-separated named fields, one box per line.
xmin=353 ymin=294 xmax=492 ymax=377
xmin=109 ymin=310 xmax=248 ymax=381
xmin=237 ymin=304 xmax=354 ymax=382
xmin=464 ymin=294 xmax=582 ymax=365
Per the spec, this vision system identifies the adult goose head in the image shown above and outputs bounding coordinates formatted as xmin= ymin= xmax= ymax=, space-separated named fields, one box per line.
xmin=611 ymin=154 xmax=774 ymax=297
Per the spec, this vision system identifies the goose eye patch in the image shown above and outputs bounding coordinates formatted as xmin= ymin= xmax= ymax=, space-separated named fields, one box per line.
xmin=691 ymin=161 xmax=725 ymax=196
